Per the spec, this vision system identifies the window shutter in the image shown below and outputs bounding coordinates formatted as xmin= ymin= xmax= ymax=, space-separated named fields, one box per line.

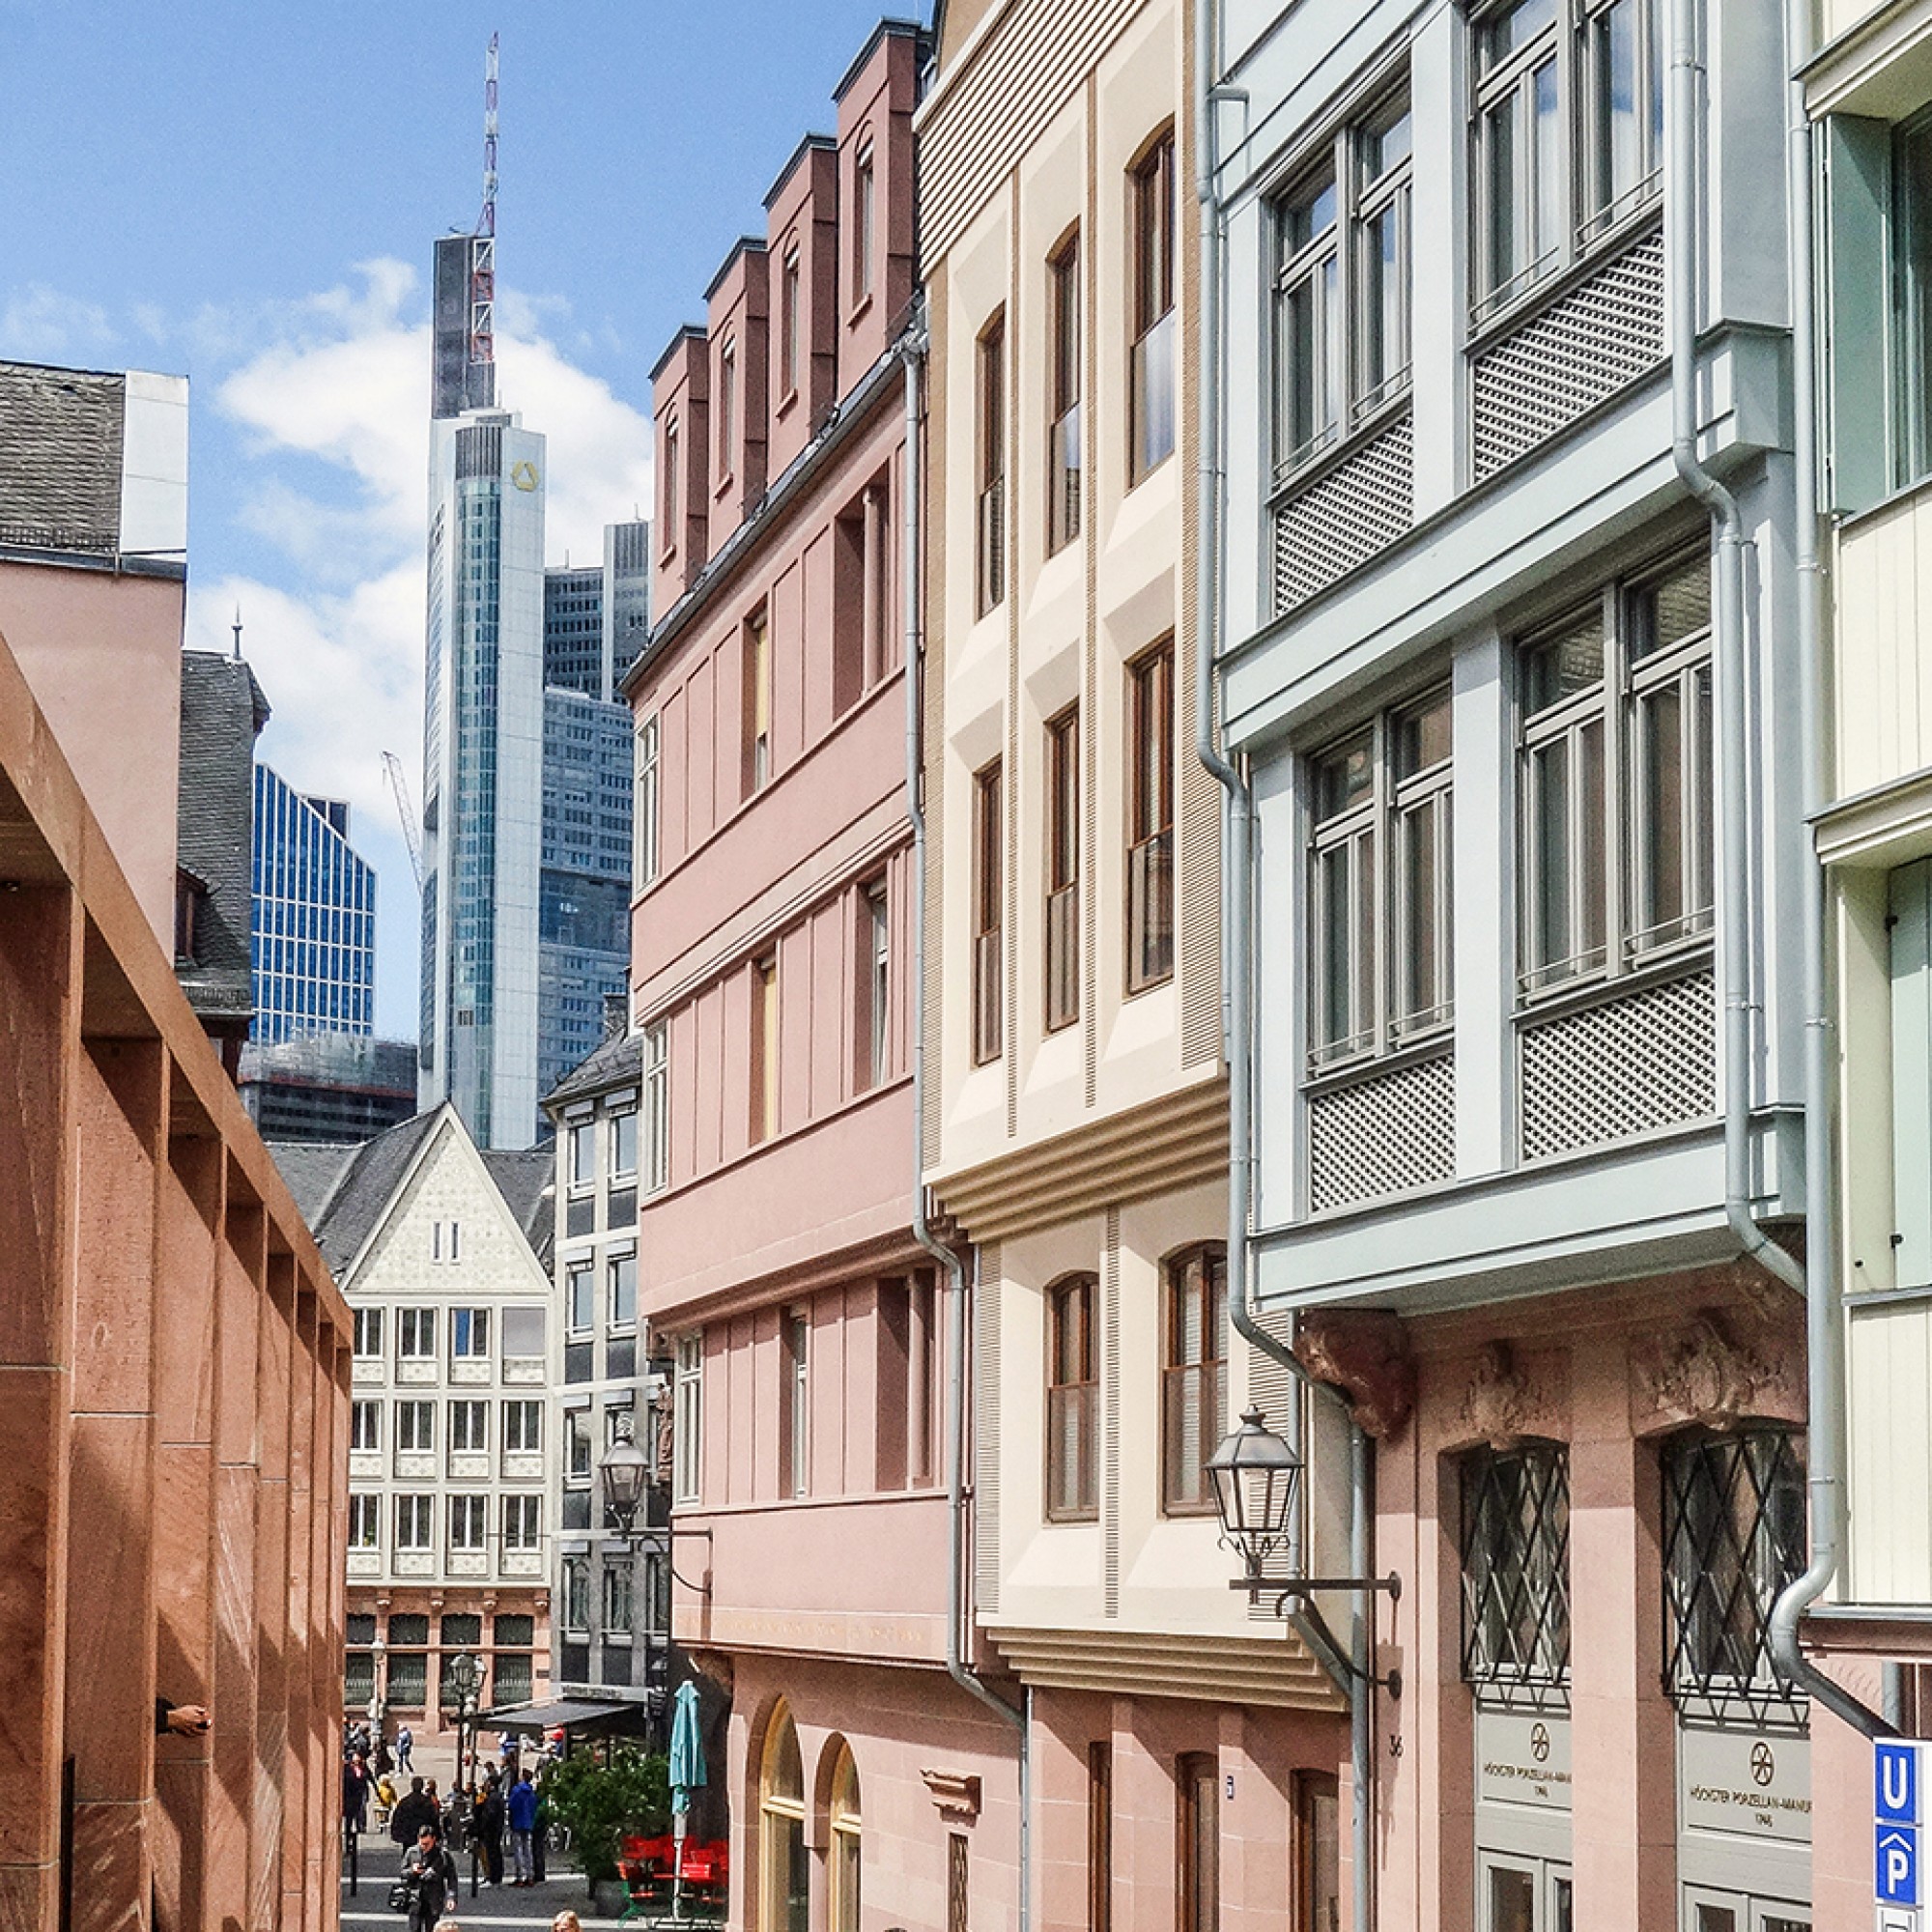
xmin=1891 ymin=858 xmax=1932 ymax=1289
xmin=1824 ymin=116 xmax=1892 ymax=517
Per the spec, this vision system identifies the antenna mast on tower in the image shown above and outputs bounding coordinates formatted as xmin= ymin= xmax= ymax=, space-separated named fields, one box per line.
xmin=469 ymin=33 xmax=497 ymax=378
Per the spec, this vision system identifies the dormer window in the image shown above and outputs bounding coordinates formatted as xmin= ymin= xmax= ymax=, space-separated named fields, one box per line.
xmin=855 ymin=143 xmax=876 ymax=300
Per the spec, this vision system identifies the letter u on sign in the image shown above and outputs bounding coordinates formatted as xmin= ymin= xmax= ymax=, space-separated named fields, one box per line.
xmin=1882 ymin=1742 xmax=1923 ymax=1826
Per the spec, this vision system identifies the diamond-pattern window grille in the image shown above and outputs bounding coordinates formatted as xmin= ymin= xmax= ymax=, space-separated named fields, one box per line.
xmin=1307 ymin=1050 xmax=1456 ymax=1212
xmin=1470 ymin=227 xmax=1665 ymax=481
xmin=1273 ymin=413 xmax=1414 ymax=615
xmin=1662 ymin=1429 xmax=1807 ymax=1724
xmin=1461 ymin=1443 xmax=1571 ymax=1710
xmin=1520 ymin=968 xmax=1716 ymax=1161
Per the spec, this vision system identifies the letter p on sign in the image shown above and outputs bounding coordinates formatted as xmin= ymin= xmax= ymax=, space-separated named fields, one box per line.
xmin=1879 ymin=1824 xmax=1921 ymax=1908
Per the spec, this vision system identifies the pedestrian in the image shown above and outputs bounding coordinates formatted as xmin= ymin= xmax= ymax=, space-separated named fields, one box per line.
xmin=373 ymin=1735 xmax=394 ymax=1778
xmin=342 ymin=1751 xmax=371 ymax=1835
xmin=389 ymin=1776 xmax=436 ymax=1849
xmin=506 ymin=1766 xmax=538 ymax=1887
xmin=396 ymin=1722 xmax=415 ymax=1774
xmin=398 ymin=1824 xmax=458 ymax=1932
xmin=475 ymin=1773 xmax=505 ymax=1888
xmin=551 ymin=1915 xmax=582 ymax=1932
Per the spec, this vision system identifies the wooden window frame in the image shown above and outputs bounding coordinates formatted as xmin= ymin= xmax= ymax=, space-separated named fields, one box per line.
xmin=1045 ymin=1273 xmax=1099 ymax=1520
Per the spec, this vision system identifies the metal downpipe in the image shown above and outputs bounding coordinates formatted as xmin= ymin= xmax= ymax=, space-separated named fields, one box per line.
xmin=1192 ymin=3 xmax=1376 ymax=1925
xmin=1762 ymin=0 xmax=1890 ymax=1741
xmin=898 ymin=327 xmax=1033 ymax=1896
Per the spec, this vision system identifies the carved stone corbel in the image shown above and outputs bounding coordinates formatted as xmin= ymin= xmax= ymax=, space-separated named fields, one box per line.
xmin=1459 ymin=1340 xmax=1544 ymax=1450
xmin=1293 ymin=1310 xmax=1416 ymax=1440
xmin=1630 ymin=1307 xmax=1795 ymax=1434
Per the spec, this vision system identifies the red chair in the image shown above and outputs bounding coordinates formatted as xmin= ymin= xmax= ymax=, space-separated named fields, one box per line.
xmin=617 ymin=1835 xmax=675 ymax=1921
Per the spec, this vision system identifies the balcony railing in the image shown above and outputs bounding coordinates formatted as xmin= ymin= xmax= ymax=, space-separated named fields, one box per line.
xmin=977 ymin=478 xmax=1006 ymax=614
xmin=1046 ymin=1382 xmax=1097 ymax=1519
xmin=1130 ymin=312 xmax=1176 ymax=482
xmin=1126 ymin=828 xmax=1175 ymax=992
xmin=1045 ymin=881 xmax=1079 ymax=1032
xmin=1048 ymin=403 xmax=1082 ymax=554
xmin=973 ymin=926 xmax=1003 ymax=1065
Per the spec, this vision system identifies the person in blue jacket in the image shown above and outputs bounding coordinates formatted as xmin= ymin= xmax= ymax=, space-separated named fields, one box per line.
xmin=506 ymin=1768 xmax=540 ymax=1888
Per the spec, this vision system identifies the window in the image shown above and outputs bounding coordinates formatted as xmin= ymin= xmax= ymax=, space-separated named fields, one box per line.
xmin=635 ymin=714 xmax=660 ymax=890
xmin=352 ymin=1401 xmax=381 ymax=1451
xmin=1161 ymin=1247 xmax=1227 ymax=1515
xmin=751 ymin=953 xmax=781 ymax=1143
xmin=348 ymin=1493 xmax=380 ymax=1548
xmin=1045 ymin=707 xmax=1081 ymax=1032
xmin=449 ymin=1399 xmax=489 ymax=1452
xmin=1308 ymin=686 xmax=1454 ymax=1069
xmin=562 ymin=1555 xmax=590 ymax=1631
xmin=829 ymin=1742 xmax=862 ymax=1932
xmin=497 ymin=1612 xmax=534 ymax=1649
xmin=1126 ymin=641 xmax=1176 ymax=992
xmin=855 ymin=145 xmax=876 ymax=299
xmin=398 ymin=1308 xmax=436 ymax=1359
xmin=1461 ymin=1441 xmax=1571 ymax=1702
xmin=569 ymin=1121 xmax=594 ymax=1189
xmin=972 ymin=760 xmax=1004 ymax=1065
xmin=1130 ymin=132 xmax=1178 ymax=482
xmin=450 ymin=1308 xmax=490 ymax=1360
xmin=1273 ymin=90 xmax=1411 ymax=480
xmin=1178 ymin=1755 xmax=1219 ymax=1932
xmin=568 ymin=1263 xmax=594 ymax=1335
xmin=603 ymin=1560 xmax=634 ymax=1634
xmin=608 ymin=1252 xmax=638 ymax=1329
xmin=1293 ymin=1772 xmax=1341 ymax=1932
xmin=566 ymin=1407 xmax=592 ymax=1481
xmin=386 ymin=1649 xmax=427 ymax=1707
xmin=1662 ymin=1428 xmax=1805 ymax=1720
xmin=663 ymin=418 xmax=681 ymax=540
xmin=781 ymin=1308 xmax=810 ymax=1497
xmin=1046 ymin=1274 xmax=1098 ymax=1520
xmin=977 ymin=314 xmax=1007 ymax=615
xmin=448 ymin=1494 xmax=487 ymax=1551
xmin=675 ymin=1334 xmax=704 ymax=1503
xmin=760 ymin=1704 xmax=810 ymax=1932
xmin=745 ymin=611 xmax=772 ymax=795
xmin=781 ymin=244 xmax=801 ymax=398
xmin=1471 ymin=0 xmax=1663 ymax=322
xmin=642 ymin=1020 xmax=669 ymax=1192
xmin=503 ymin=1399 xmax=542 ymax=1453
xmin=502 ymin=1492 xmax=541 ymax=1550
xmin=611 ymin=1108 xmax=638 ymax=1179
xmin=431 ymin=1219 xmax=461 ymax=1262
xmin=718 ymin=338 xmax=737 ymax=479
xmin=1048 ymin=232 xmax=1082 ymax=553
xmin=1518 ymin=552 xmax=1712 ymax=998
xmin=395 ymin=1400 xmax=435 ymax=1452
xmin=395 ymin=1494 xmax=434 ymax=1551
xmin=860 ymin=881 xmax=890 ymax=1091
xmin=503 ymin=1305 xmax=545 ymax=1360
xmin=354 ymin=1307 xmax=384 ymax=1358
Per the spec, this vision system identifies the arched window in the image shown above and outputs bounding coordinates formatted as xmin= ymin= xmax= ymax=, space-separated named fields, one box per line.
xmin=1046 ymin=1274 xmax=1099 ymax=1520
xmin=828 ymin=1740 xmax=861 ymax=1932
xmin=758 ymin=1702 xmax=809 ymax=1932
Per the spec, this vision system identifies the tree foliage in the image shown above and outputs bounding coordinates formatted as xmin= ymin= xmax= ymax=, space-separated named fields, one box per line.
xmin=544 ymin=1745 xmax=670 ymax=1885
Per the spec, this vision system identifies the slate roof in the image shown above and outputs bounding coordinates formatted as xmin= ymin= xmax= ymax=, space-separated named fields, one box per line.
xmin=0 ymin=361 xmax=125 ymax=554
xmin=543 ymin=1028 xmax=642 ymax=1111
xmin=270 ymin=1108 xmax=554 ymax=1279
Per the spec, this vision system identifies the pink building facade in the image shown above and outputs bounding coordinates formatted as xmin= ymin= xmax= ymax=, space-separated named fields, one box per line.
xmin=627 ymin=24 xmax=1023 ymax=1932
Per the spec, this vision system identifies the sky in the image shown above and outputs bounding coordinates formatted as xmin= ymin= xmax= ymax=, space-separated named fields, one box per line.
xmin=0 ymin=0 xmax=911 ymax=1036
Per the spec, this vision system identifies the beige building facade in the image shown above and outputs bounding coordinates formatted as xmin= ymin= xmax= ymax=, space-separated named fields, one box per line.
xmin=920 ymin=3 xmax=1350 ymax=1928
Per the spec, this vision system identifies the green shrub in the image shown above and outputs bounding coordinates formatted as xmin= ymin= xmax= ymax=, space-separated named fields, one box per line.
xmin=543 ymin=1746 xmax=670 ymax=1886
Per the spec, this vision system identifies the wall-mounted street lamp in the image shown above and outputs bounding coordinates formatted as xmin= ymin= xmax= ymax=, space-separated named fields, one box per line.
xmin=1208 ymin=1406 xmax=1402 ymax=1696
xmin=599 ymin=1435 xmax=711 ymax=1596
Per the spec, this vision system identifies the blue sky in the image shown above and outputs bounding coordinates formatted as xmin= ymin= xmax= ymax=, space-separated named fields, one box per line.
xmin=0 ymin=0 xmax=910 ymax=1035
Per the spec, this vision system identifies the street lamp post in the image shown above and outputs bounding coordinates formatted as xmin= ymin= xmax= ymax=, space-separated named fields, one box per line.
xmin=366 ymin=1635 xmax=387 ymax=1745
xmin=442 ymin=1650 xmax=484 ymax=1897
xmin=1206 ymin=1406 xmax=1403 ymax=1695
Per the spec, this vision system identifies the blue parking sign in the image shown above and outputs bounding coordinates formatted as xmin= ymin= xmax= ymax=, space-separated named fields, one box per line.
xmin=1879 ymin=1823 xmax=1922 ymax=1907
xmin=1882 ymin=1743 xmax=1922 ymax=1826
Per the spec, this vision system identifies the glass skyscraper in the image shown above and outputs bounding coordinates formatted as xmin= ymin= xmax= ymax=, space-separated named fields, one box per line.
xmin=251 ymin=762 xmax=377 ymax=1043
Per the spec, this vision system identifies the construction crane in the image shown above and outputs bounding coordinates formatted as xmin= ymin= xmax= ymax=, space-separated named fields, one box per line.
xmin=383 ymin=752 xmax=426 ymax=893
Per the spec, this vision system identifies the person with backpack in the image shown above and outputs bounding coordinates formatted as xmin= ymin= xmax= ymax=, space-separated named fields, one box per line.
xmin=397 ymin=1823 xmax=457 ymax=1932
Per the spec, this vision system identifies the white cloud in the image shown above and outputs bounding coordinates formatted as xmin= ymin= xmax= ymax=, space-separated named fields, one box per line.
xmin=0 ymin=283 xmax=119 ymax=362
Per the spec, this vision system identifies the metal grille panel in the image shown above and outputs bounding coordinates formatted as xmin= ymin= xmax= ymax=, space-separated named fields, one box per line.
xmin=1662 ymin=1429 xmax=1806 ymax=1724
xmin=1462 ymin=1443 xmax=1571 ymax=1711
xmin=1307 ymin=1049 xmax=1455 ymax=1212
xmin=1519 ymin=968 xmax=1715 ymax=1161
xmin=1273 ymin=414 xmax=1414 ymax=614
xmin=1470 ymin=228 xmax=1665 ymax=481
